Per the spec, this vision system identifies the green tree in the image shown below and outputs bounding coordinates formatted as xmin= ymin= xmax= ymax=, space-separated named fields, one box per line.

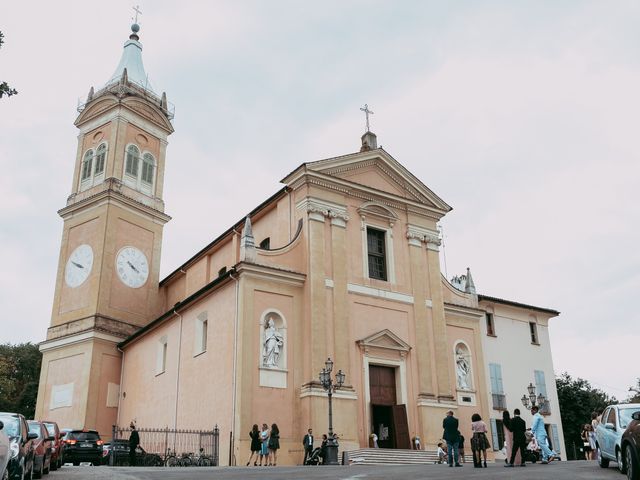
xmin=627 ymin=378 xmax=640 ymax=403
xmin=0 ymin=343 xmax=42 ymax=418
xmin=556 ymin=372 xmax=616 ymax=460
xmin=0 ymin=31 xmax=18 ymax=99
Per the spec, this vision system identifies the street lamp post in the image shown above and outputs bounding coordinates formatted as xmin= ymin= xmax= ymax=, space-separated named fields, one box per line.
xmin=521 ymin=382 xmax=547 ymax=410
xmin=318 ymin=357 xmax=346 ymax=466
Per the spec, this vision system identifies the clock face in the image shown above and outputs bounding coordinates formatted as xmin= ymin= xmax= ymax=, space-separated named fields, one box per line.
xmin=115 ymin=246 xmax=149 ymax=288
xmin=65 ymin=244 xmax=94 ymax=288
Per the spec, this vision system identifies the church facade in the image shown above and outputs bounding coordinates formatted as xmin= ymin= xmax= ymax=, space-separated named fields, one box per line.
xmin=35 ymin=24 xmax=565 ymax=465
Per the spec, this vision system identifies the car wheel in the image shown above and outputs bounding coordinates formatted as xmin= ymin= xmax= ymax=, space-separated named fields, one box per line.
xmin=599 ymin=448 xmax=611 ymax=468
xmin=619 ymin=448 xmax=628 ymax=474
xmin=33 ymin=462 xmax=42 ymax=480
xmin=626 ymin=446 xmax=639 ymax=480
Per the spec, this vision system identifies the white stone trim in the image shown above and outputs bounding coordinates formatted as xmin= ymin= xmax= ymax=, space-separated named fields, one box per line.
xmin=325 ymin=278 xmax=334 ymax=288
xmin=362 ymin=356 xmax=408 ymax=440
xmin=295 ymin=197 xmax=349 ymax=224
xmin=347 ymin=283 xmax=413 ymax=304
xmin=39 ymin=330 xmax=125 ymax=353
xmin=425 ymin=299 xmax=433 ymax=308
xmin=299 ymin=384 xmax=358 ymax=400
xmin=417 ymin=399 xmax=458 ymax=408
xmin=235 ymin=262 xmax=306 ymax=286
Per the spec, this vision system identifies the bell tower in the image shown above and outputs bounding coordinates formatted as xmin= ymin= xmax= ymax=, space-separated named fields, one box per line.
xmin=35 ymin=22 xmax=174 ymax=436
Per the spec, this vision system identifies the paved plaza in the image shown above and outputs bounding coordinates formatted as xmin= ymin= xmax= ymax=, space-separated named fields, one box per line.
xmin=48 ymin=461 xmax=620 ymax=479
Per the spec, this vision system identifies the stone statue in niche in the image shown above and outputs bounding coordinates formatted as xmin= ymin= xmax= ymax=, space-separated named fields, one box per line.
xmin=262 ymin=316 xmax=284 ymax=368
xmin=455 ymin=346 xmax=472 ymax=390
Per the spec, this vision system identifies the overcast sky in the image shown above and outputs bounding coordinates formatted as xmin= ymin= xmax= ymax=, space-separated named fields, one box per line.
xmin=1 ymin=1 xmax=638 ymax=399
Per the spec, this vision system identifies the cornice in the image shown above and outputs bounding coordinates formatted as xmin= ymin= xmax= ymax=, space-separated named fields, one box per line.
xmin=59 ymin=178 xmax=171 ymax=224
xmin=406 ymin=223 xmax=442 ymax=249
xmin=235 ymin=262 xmax=306 ymax=287
xmin=295 ymin=197 xmax=349 ymax=226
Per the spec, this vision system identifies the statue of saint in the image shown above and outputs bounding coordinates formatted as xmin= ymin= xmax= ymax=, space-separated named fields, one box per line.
xmin=456 ymin=347 xmax=471 ymax=390
xmin=262 ymin=317 xmax=284 ymax=368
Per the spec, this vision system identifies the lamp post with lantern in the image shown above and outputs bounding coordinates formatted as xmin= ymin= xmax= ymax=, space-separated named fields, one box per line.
xmin=521 ymin=382 xmax=547 ymax=410
xmin=318 ymin=357 xmax=346 ymax=466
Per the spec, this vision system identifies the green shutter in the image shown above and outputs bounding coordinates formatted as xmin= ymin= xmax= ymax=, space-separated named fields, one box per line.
xmin=490 ymin=418 xmax=499 ymax=451
xmin=551 ymin=424 xmax=561 ymax=453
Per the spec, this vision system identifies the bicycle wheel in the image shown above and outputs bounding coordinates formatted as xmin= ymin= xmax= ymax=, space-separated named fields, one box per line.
xmin=166 ymin=456 xmax=179 ymax=467
xmin=180 ymin=457 xmax=192 ymax=467
xmin=200 ymin=457 xmax=212 ymax=467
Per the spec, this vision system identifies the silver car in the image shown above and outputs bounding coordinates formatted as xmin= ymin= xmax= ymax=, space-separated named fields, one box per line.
xmin=595 ymin=403 xmax=640 ymax=473
xmin=0 ymin=420 xmax=10 ymax=480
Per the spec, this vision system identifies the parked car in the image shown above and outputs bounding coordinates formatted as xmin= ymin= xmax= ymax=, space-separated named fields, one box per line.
xmin=622 ymin=410 xmax=640 ymax=480
xmin=596 ymin=403 xmax=640 ymax=473
xmin=63 ymin=430 xmax=103 ymax=466
xmin=0 ymin=412 xmax=36 ymax=480
xmin=27 ymin=421 xmax=53 ymax=478
xmin=41 ymin=421 xmax=64 ymax=470
xmin=102 ymin=439 xmax=128 ymax=465
xmin=0 ymin=420 xmax=10 ymax=480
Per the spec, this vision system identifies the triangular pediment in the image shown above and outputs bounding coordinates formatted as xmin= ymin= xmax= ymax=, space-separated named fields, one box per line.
xmin=357 ymin=329 xmax=411 ymax=353
xmin=282 ymin=148 xmax=451 ymax=215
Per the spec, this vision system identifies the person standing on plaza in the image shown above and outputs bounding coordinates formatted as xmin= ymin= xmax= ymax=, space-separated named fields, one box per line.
xmin=458 ymin=432 xmax=466 ymax=463
xmin=442 ymin=410 xmax=462 ymax=467
xmin=268 ymin=423 xmax=280 ymax=466
xmin=471 ymin=413 xmax=490 ymax=468
xmin=502 ymin=410 xmax=515 ymax=464
xmin=129 ymin=422 xmax=140 ymax=467
xmin=505 ymin=409 xmax=526 ymax=467
xmin=581 ymin=424 xmax=594 ymax=460
xmin=246 ymin=424 xmax=261 ymax=466
xmin=302 ymin=428 xmax=314 ymax=464
xmin=259 ymin=423 xmax=270 ymax=466
xmin=531 ymin=406 xmax=558 ymax=464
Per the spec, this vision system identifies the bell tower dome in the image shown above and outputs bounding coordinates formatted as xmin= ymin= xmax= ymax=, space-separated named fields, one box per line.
xmin=35 ymin=22 xmax=174 ymax=436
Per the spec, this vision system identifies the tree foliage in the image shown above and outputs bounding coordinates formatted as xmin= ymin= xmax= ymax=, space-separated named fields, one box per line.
xmin=556 ymin=372 xmax=616 ymax=460
xmin=0 ymin=31 xmax=18 ymax=99
xmin=0 ymin=343 xmax=42 ymax=419
xmin=627 ymin=378 xmax=640 ymax=403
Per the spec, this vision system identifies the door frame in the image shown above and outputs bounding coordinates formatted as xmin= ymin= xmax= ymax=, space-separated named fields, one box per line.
xmin=363 ymin=356 xmax=408 ymax=443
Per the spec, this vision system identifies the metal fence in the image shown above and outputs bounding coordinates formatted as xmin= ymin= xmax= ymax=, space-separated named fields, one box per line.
xmin=111 ymin=425 xmax=219 ymax=467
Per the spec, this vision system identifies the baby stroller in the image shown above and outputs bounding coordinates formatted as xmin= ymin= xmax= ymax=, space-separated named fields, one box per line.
xmin=304 ymin=447 xmax=323 ymax=465
xmin=523 ymin=430 xmax=541 ymax=463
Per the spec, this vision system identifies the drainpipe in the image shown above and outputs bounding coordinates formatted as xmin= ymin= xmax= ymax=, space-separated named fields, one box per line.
xmin=116 ymin=345 xmax=125 ymax=429
xmin=230 ymin=271 xmax=240 ymax=466
xmin=173 ymin=309 xmax=183 ymax=432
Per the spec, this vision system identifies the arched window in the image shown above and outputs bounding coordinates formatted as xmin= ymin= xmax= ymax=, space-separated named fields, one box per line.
xmin=454 ymin=342 xmax=473 ymax=391
xmin=94 ymin=143 xmax=106 ymax=175
xmin=141 ymin=153 xmax=155 ymax=185
xmin=125 ymin=145 xmax=140 ymax=176
xmin=81 ymin=150 xmax=94 ymax=181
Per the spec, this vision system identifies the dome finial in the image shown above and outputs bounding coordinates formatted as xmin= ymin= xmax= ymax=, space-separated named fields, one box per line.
xmin=130 ymin=5 xmax=142 ymax=40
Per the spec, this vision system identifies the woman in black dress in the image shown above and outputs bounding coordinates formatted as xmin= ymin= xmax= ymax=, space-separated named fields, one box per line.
xmin=268 ymin=423 xmax=280 ymax=466
xmin=246 ymin=424 xmax=261 ymax=466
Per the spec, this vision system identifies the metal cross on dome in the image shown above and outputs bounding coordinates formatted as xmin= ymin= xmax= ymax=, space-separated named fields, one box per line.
xmin=360 ymin=104 xmax=374 ymax=132
xmin=132 ymin=5 xmax=142 ymax=24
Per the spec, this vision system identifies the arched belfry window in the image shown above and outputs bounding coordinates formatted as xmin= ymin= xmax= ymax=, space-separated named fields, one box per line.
xmin=125 ymin=145 xmax=140 ymax=177
xmin=141 ymin=153 xmax=155 ymax=185
xmin=94 ymin=143 xmax=106 ymax=175
xmin=81 ymin=150 xmax=94 ymax=181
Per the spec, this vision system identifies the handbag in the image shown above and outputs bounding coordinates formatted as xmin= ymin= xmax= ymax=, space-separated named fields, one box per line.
xmin=583 ymin=441 xmax=590 ymax=448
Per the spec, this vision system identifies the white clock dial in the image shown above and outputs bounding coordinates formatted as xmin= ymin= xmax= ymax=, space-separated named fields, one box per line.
xmin=116 ymin=246 xmax=149 ymax=288
xmin=64 ymin=244 xmax=94 ymax=288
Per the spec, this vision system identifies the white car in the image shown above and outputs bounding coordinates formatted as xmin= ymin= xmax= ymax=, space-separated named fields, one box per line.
xmin=0 ymin=420 xmax=10 ymax=480
xmin=595 ymin=403 xmax=640 ymax=473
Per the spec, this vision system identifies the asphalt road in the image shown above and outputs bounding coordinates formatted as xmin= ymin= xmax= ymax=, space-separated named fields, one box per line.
xmin=48 ymin=461 xmax=622 ymax=479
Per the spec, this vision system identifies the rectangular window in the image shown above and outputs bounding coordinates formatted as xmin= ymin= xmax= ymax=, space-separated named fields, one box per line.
xmin=194 ymin=314 xmax=208 ymax=356
xmin=156 ymin=336 xmax=167 ymax=375
xmin=486 ymin=313 xmax=495 ymax=336
xmin=367 ymin=227 xmax=387 ymax=281
xmin=529 ymin=322 xmax=539 ymax=344
xmin=535 ymin=369 xmax=551 ymax=414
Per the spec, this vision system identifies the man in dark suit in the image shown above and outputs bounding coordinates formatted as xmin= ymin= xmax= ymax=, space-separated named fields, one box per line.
xmin=129 ymin=422 xmax=140 ymax=466
xmin=505 ymin=409 xmax=527 ymax=467
xmin=442 ymin=410 xmax=462 ymax=467
xmin=302 ymin=428 xmax=314 ymax=464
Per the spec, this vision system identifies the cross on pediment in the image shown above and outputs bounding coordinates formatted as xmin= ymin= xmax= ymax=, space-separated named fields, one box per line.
xmin=360 ymin=103 xmax=374 ymax=132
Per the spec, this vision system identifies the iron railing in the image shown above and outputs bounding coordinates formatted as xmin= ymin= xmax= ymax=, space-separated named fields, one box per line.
xmin=111 ymin=425 xmax=219 ymax=467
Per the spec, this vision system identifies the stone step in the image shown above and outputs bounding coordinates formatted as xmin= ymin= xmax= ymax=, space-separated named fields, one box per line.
xmin=343 ymin=448 xmax=442 ymax=465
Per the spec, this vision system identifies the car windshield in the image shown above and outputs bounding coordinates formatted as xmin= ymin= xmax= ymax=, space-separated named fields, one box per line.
xmin=28 ymin=423 xmax=42 ymax=437
xmin=44 ymin=423 xmax=56 ymax=436
xmin=620 ymin=407 xmax=640 ymax=429
xmin=67 ymin=431 xmax=100 ymax=441
xmin=0 ymin=416 xmax=20 ymax=438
